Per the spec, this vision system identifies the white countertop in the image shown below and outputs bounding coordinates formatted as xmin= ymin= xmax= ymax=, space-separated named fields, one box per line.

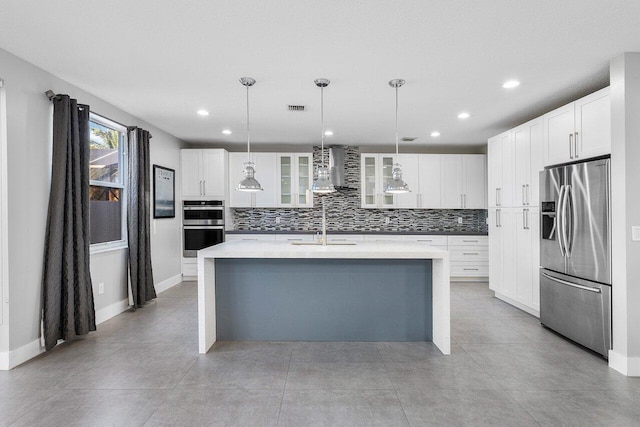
xmin=198 ymin=240 xmax=449 ymax=260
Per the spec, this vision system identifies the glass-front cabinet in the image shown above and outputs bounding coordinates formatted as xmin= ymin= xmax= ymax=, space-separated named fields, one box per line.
xmin=277 ymin=153 xmax=313 ymax=208
xmin=360 ymin=154 xmax=396 ymax=208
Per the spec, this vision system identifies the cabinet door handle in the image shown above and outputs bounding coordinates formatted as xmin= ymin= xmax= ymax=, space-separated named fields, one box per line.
xmin=464 ymin=194 xmax=467 ymax=208
xmin=203 ymin=180 xmax=206 ymax=195
xmin=523 ymin=209 xmax=526 ymax=229
xmin=460 ymin=194 xmax=464 ymax=208
xmin=495 ymin=188 xmax=499 ymax=206
xmin=574 ymin=132 xmax=579 ymax=158
xmin=522 ymin=185 xmax=526 ymax=205
xmin=497 ymin=209 xmax=501 ymax=227
xmin=526 ymin=184 xmax=530 ymax=205
xmin=417 ymin=194 xmax=420 ymax=208
xmin=569 ymin=133 xmax=574 ymax=159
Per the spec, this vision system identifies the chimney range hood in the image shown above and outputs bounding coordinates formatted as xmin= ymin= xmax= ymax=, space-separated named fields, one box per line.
xmin=328 ymin=146 xmax=355 ymax=189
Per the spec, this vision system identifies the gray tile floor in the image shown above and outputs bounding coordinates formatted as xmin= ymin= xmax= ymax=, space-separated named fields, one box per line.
xmin=2 ymin=281 xmax=640 ymax=426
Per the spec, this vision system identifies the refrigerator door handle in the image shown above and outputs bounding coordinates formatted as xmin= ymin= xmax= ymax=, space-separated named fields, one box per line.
xmin=542 ymin=272 xmax=601 ymax=293
xmin=557 ymin=185 xmax=567 ymax=257
xmin=564 ymin=184 xmax=573 ymax=257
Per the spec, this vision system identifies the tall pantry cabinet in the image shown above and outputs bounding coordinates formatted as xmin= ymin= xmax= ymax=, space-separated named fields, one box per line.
xmin=488 ymin=118 xmax=543 ymax=316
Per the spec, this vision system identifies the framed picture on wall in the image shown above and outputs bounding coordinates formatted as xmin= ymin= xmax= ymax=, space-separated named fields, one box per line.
xmin=153 ymin=165 xmax=175 ymax=218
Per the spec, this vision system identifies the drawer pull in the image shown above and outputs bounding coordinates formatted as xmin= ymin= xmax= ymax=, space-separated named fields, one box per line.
xmin=463 ymin=268 xmax=479 ymax=271
xmin=287 ymin=238 xmax=302 ymax=241
xmin=417 ymin=240 xmax=433 ymax=242
xmin=462 ymin=239 xmax=479 ymax=243
xmin=242 ymin=238 xmax=259 ymax=241
xmin=462 ymin=252 xmax=479 ymax=255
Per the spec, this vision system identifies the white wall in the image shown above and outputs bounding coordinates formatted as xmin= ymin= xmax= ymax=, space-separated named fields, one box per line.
xmin=609 ymin=52 xmax=640 ymax=376
xmin=0 ymin=47 xmax=184 ymax=355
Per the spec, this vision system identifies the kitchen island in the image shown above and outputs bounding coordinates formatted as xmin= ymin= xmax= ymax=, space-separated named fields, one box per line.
xmin=197 ymin=240 xmax=450 ymax=355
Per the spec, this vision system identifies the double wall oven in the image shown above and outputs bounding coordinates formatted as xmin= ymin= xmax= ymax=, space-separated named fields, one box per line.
xmin=183 ymin=200 xmax=225 ymax=257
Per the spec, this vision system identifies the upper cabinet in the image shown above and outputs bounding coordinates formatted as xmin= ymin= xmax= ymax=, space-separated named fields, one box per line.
xmin=543 ymin=87 xmax=610 ymax=166
xmin=361 ymin=153 xmax=485 ymax=209
xmin=276 ymin=153 xmax=313 ymax=208
xmin=487 ymin=132 xmax=513 ymax=208
xmin=228 ymin=152 xmax=278 ymax=208
xmin=512 ymin=118 xmax=543 ymax=207
xmin=181 ymin=149 xmax=227 ymax=199
xmin=441 ymin=154 xmax=487 ymax=209
xmin=229 ymin=152 xmax=311 ymax=208
xmin=360 ymin=154 xmax=396 ymax=208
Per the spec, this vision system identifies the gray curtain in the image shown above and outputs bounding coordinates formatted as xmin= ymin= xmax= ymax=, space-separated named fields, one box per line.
xmin=42 ymin=95 xmax=96 ymax=351
xmin=127 ymin=127 xmax=156 ymax=308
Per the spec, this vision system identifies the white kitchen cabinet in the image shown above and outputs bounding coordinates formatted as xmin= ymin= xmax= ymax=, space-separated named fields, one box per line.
xmin=543 ymin=87 xmax=610 ymax=166
xmin=277 ymin=153 xmax=313 ymax=208
xmin=360 ymin=154 xmax=396 ymax=208
xmin=363 ymin=234 xmax=403 ymax=242
xmin=440 ymin=154 xmax=487 ymax=209
xmin=488 ymin=132 xmax=513 ymax=208
xmin=181 ymin=149 xmax=227 ymax=199
xmin=228 ymin=152 xmax=278 ymax=208
xmin=513 ymin=118 xmax=543 ymax=207
xmin=488 ymin=208 xmax=502 ymax=292
xmin=489 ymin=207 xmax=539 ymax=315
xmin=395 ymin=154 xmax=420 ymax=209
xmin=417 ymin=155 xmax=441 ymax=208
xmin=448 ymin=235 xmax=489 ymax=279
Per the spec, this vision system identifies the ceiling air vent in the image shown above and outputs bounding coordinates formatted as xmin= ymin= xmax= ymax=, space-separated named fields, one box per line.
xmin=288 ymin=105 xmax=305 ymax=111
xmin=401 ymin=137 xmax=418 ymax=142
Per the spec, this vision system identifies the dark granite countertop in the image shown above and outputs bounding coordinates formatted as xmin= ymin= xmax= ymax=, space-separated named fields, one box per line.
xmin=225 ymin=230 xmax=488 ymax=236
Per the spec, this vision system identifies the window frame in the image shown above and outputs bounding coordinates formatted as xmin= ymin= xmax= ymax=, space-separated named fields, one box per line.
xmin=89 ymin=112 xmax=128 ymax=254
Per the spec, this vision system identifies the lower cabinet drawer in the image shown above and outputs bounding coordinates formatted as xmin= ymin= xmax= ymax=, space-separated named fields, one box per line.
xmin=449 ymin=248 xmax=489 ymax=262
xmin=182 ymin=262 xmax=197 ymax=277
xmin=451 ymin=263 xmax=489 ymax=277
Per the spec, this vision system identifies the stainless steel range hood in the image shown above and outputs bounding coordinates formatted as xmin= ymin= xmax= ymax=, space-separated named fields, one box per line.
xmin=328 ymin=146 xmax=355 ymax=189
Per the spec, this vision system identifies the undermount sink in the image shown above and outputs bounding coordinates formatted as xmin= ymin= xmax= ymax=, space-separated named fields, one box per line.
xmin=291 ymin=241 xmax=357 ymax=246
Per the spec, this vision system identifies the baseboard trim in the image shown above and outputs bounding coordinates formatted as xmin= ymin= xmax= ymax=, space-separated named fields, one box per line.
xmin=95 ymin=298 xmax=130 ymax=325
xmin=0 ymin=296 xmax=133 ymax=370
xmin=155 ymin=273 xmax=183 ymax=294
xmin=494 ymin=292 xmax=540 ymax=318
xmin=0 ymin=338 xmax=44 ymax=370
xmin=609 ymin=350 xmax=640 ymax=376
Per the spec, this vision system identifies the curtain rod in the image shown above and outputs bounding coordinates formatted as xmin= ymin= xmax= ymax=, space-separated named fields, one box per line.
xmin=45 ymin=90 xmax=152 ymax=139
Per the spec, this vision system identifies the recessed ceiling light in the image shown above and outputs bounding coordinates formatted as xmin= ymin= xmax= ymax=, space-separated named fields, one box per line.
xmin=502 ymin=80 xmax=520 ymax=89
xmin=222 ymin=129 xmax=232 ymax=135
xmin=431 ymin=131 xmax=441 ymax=137
xmin=458 ymin=112 xmax=470 ymax=119
xmin=197 ymin=109 xmax=210 ymax=116
xmin=324 ymin=130 xmax=334 ymax=136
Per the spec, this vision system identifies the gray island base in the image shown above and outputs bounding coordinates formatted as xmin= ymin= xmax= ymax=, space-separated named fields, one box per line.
xmin=198 ymin=241 xmax=450 ymax=354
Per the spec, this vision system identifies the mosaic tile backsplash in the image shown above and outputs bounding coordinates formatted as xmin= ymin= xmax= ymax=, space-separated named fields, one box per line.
xmin=232 ymin=146 xmax=488 ymax=233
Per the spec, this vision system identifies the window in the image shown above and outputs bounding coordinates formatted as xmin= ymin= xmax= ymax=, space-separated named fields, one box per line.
xmin=89 ymin=113 xmax=127 ymax=251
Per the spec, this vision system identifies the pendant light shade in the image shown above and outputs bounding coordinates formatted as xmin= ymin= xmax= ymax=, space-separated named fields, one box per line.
xmin=237 ymin=77 xmax=263 ymax=192
xmin=312 ymin=78 xmax=336 ymax=194
xmin=385 ymin=79 xmax=410 ymax=194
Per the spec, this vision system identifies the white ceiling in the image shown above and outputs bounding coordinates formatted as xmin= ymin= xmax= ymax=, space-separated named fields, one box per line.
xmin=1 ymin=0 xmax=639 ymax=147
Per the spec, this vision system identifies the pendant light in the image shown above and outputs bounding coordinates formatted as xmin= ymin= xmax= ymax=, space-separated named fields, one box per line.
xmin=385 ymin=79 xmax=410 ymax=194
xmin=237 ymin=77 xmax=263 ymax=192
xmin=311 ymin=78 xmax=336 ymax=194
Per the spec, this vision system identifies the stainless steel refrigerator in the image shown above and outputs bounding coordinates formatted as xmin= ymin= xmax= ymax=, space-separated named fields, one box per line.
xmin=539 ymin=157 xmax=611 ymax=357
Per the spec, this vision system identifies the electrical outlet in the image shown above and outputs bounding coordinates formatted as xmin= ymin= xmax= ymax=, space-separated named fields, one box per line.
xmin=385 ymin=217 xmax=390 ymax=225
xmin=457 ymin=217 xmax=463 ymax=224
xmin=276 ymin=216 xmax=281 ymax=225
xmin=98 ymin=282 xmax=105 ymax=295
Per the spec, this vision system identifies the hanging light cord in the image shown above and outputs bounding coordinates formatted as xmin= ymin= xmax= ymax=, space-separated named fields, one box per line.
xmin=246 ymin=83 xmax=251 ymax=162
xmin=321 ymin=85 xmax=326 ymax=167
xmin=395 ymin=84 xmax=399 ymax=159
